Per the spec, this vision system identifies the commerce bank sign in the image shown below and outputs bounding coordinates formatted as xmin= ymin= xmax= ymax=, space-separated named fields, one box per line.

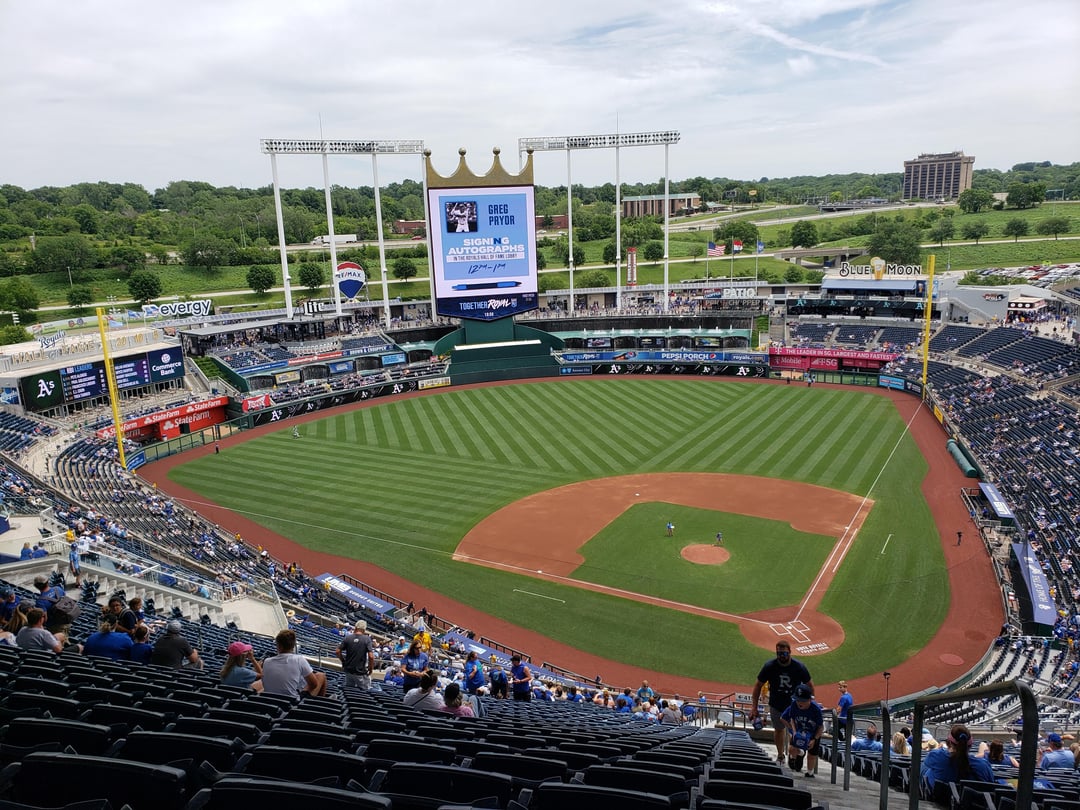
xmin=837 ymin=257 xmax=923 ymax=278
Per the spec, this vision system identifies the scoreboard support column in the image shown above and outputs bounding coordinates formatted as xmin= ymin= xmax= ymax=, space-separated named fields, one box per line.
xmin=96 ymin=307 xmax=127 ymax=470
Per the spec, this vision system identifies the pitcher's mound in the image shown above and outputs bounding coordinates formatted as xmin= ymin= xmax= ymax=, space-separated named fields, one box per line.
xmin=681 ymin=544 xmax=730 ymax=565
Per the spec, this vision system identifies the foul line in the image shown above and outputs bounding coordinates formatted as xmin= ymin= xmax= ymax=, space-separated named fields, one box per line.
xmin=794 ymin=401 xmax=923 ymax=622
xmin=513 ymin=590 xmax=566 ymax=603
xmin=881 ymin=533 xmax=893 ymax=554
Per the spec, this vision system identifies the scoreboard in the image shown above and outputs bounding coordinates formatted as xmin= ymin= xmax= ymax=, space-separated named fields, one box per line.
xmin=19 ymin=347 xmax=185 ymax=412
xmin=60 ymin=362 xmax=108 ymax=403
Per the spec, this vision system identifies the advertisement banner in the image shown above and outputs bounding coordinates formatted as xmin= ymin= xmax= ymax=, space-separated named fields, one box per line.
xmin=560 ymin=350 xmax=768 ymax=364
xmin=427 ymin=184 xmax=538 ymax=321
xmin=769 ymin=347 xmax=900 ymax=362
xmin=334 ymin=261 xmax=366 ymax=300
xmin=878 ymin=375 xmax=906 ymax=391
xmin=146 ymin=347 xmax=186 ymax=383
xmin=314 ymin=574 xmax=394 ymax=614
xmin=97 ymin=396 xmax=229 ymax=437
xmin=627 ymin=247 xmax=637 ymax=286
xmin=248 ymin=380 xmax=420 ymax=426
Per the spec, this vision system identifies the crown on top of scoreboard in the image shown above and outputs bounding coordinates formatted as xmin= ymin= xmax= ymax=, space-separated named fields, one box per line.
xmin=425 ymin=147 xmax=534 ymax=189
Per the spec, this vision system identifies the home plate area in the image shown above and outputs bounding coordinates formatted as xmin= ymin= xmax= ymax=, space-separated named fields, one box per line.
xmin=771 ymin=620 xmax=832 ymax=654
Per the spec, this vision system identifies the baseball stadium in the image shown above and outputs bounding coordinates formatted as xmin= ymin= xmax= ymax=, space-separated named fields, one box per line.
xmin=0 ymin=149 xmax=1075 ymax=807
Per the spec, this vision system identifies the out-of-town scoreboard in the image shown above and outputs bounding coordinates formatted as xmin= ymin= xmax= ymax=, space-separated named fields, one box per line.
xmin=18 ymin=347 xmax=185 ymax=411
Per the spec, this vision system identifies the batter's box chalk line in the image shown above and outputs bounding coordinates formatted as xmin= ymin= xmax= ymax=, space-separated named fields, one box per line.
xmin=769 ymin=622 xmax=812 ymax=644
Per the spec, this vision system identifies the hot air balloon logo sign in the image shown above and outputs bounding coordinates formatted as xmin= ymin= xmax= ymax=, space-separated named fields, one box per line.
xmin=335 ymin=262 xmax=366 ymax=300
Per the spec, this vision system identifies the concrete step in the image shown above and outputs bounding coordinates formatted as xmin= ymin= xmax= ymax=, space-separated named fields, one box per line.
xmin=756 ymin=744 xmax=939 ymax=810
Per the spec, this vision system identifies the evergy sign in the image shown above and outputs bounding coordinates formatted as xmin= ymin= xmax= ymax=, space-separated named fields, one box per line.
xmin=151 ymin=300 xmax=213 ymax=318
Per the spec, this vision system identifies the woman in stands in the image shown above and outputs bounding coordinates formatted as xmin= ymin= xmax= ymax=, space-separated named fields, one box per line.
xmin=891 ymin=732 xmax=911 ymax=757
xmin=403 ymin=669 xmax=444 ymax=711
xmin=976 ymin=739 xmax=1018 ymax=768
xmin=921 ymin=724 xmax=995 ymax=792
xmin=439 ymin=682 xmax=474 ymax=717
xmin=400 ymin=639 xmax=429 ymax=693
xmin=220 ymin=640 xmax=263 ymax=692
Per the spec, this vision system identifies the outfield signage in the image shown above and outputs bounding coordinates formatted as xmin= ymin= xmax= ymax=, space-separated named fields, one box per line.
xmin=97 ymin=396 xmax=229 ymax=437
xmin=418 ymin=377 xmax=451 ymax=390
xmin=1012 ymin=543 xmax=1056 ymax=626
xmin=878 ymin=375 xmax=905 ymax=391
xmin=427 ymin=184 xmax=539 ymax=321
xmin=835 ymin=257 xmax=924 ymax=278
xmin=569 ymin=363 xmax=767 ymax=378
xmin=769 ymin=347 xmax=900 ymax=362
xmin=562 ymin=350 xmax=768 ymax=364
xmin=314 ymin=574 xmax=394 ymax=614
xmin=979 ymin=482 xmax=1016 ymax=521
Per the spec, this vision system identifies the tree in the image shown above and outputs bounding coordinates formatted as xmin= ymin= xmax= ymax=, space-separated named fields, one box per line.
xmin=127 ymin=270 xmax=163 ymax=303
xmin=536 ymin=252 xmax=547 ymax=271
xmin=687 ymin=243 xmax=704 ymax=262
xmin=27 ymin=234 xmax=96 ymax=281
xmin=643 ymin=241 xmax=664 ymax=263
xmin=67 ymin=286 xmax=94 ymax=311
xmin=297 ymin=262 xmax=325 ymax=291
xmin=391 ymin=256 xmax=417 ymax=281
xmin=1036 ymin=217 xmax=1070 ymax=240
xmin=790 ymin=220 xmax=818 ymax=248
xmin=108 ymin=245 xmax=146 ymax=278
xmin=1003 ymin=218 xmax=1029 ymax=242
xmin=784 ymin=266 xmax=803 ymax=283
xmin=0 ymin=325 xmax=31 ymax=346
xmin=867 ymin=221 xmax=921 ymax=264
xmin=714 ymin=220 xmax=760 ymax=248
xmin=537 ymin=273 xmax=560 ymax=292
xmin=960 ymin=221 xmax=991 ymax=244
xmin=927 ymin=218 xmax=955 ymax=246
xmin=1006 ymin=182 xmax=1045 ymax=210
xmin=957 ymin=188 xmax=994 ymax=214
xmin=246 ymin=265 xmax=276 ymax=294
xmin=572 ymin=245 xmax=586 ymax=268
xmin=577 ymin=269 xmax=610 ymax=288
xmin=602 ymin=242 xmax=618 ymax=265
xmin=0 ymin=278 xmax=40 ymax=312
xmin=180 ymin=234 xmax=235 ymax=272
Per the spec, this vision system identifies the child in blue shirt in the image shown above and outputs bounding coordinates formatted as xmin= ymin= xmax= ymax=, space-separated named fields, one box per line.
xmin=781 ymin=683 xmax=825 ymax=777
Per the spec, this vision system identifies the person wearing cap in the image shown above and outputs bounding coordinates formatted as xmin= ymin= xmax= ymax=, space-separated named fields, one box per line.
xmin=781 ymin=684 xmax=824 ymax=777
xmin=0 ymin=588 xmax=21 ymax=624
xmin=68 ymin=542 xmax=81 ymax=587
xmin=1040 ymin=732 xmax=1076 ymax=770
xmin=749 ymin=640 xmax=814 ymax=765
xmin=261 ymin=628 xmax=327 ymax=698
xmin=921 ymin=723 xmax=994 ymax=791
xmin=150 ymin=620 xmax=203 ymax=670
xmin=337 ymin=619 xmax=375 ymax=690
xmin=221 ymin=640 xmax=263 ymax=691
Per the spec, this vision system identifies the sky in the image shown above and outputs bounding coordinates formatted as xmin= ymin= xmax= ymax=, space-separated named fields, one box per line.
xmin=1 ymin=0 xmax=1078 ymax=193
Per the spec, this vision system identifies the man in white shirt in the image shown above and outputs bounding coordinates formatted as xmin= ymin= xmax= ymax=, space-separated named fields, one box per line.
xmin=261 ymin=629 xmax=327 ymax=697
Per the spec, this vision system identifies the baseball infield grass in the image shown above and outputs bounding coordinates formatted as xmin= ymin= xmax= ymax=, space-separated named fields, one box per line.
xmin=168 ymin=379 xmax=948 ymax=684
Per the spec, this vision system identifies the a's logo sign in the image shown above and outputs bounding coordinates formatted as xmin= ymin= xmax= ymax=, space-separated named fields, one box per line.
xmin=37 ymin=379 xmax=55 ymax=398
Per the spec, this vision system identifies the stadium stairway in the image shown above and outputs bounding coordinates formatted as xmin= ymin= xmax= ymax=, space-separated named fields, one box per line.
xmin=756 ymin=743 xmax=940 ymax=809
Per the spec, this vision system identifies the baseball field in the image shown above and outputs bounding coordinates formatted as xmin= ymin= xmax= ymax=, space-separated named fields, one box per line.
xmin=162 ymin=377 xmax=964 ymax=687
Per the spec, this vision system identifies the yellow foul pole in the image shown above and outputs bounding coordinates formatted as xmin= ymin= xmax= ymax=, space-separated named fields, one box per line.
xmin=920 ymin=254 xmax=936 ymax=388
xmin=96 ymin=307 xmax=127 ymax=470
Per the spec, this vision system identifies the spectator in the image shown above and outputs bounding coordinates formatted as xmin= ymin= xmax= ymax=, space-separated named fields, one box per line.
xmin=463 ymin=650 xmax=486 ymax=695
xmin=32 ymin=575 xmax=73 ymax=636
xmin=261 ymin=628 xmax=327 ymax=697
xmin=509 ymin=654 xmax=532 ymax=702
xmin=0 ymin=588 xmax=21 ymax=623
xmin=0 ymin=604 xmax=28 ymax=647
xmin=15 ymin=607 xmax=63 ymax=653
xmin=660 ymin=700 xmax=682 ymax=725
xmin=130 ymin=624 xmax=153 ymax=664
xmin=400 ymin=639 xmax=429 ymax=693
xmin=921 ymin=724 xmax=994 ymax=791
xmin=750 ymin=641 xmax=814 ymax=765
xmin=851 ymin=723 xmax=884 ymax=752
xmin=1040 ymin=732 xmax=1075 ymax=770
xmin=82 ymin=619 xmax=133 ymax=661
xmin=891 ymin=732 xmax=912 ymax=757
xmin=835 ymin=680 xmax=853 ymax=740
xmin=221 ymin=640 xmax=263 ymax=691
xmin=977 ymin=739 xmax=1017 ymax=768
xmin=150 ymin=620 xmax=203 ymax=670
xmin=488 ymin=664 xmax=508 ymax=699
xmin=403 ymin=669 xmax=445 ymax=711
xmin=337 ymin=620 xmax=375 ymax=691
xmin=782 ymin=684 xmax=824 ymax=777
xmin=440 ymin=682 xmax=475 ymax=717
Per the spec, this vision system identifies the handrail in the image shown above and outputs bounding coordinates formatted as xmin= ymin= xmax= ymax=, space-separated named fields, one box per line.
xmin=840 ymin=701 xmax=891 ymax=808
xmin=907 ymin=680 xmax=1037 ymax=810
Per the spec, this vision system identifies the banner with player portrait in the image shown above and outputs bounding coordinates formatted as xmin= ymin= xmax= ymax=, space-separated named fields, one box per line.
xmin=427 ymin=185 xmax=538 ymax=321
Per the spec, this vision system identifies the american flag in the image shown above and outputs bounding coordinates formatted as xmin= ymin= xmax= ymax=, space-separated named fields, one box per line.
xmin=707 ymin=242 xmax=725 ymax=257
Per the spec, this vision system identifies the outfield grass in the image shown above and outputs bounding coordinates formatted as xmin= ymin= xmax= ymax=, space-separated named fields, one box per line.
xmin=168 ymin=379 xmax=947 ymax=683
xmin=577 ymin=503 xmax=835 ymax=612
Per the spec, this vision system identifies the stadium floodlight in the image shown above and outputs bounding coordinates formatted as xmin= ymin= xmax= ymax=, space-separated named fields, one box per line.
xmin=261 ymin=138 xmax=426 ymax=326
xmin=518 ymin=130 xmax=681 ymax=311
